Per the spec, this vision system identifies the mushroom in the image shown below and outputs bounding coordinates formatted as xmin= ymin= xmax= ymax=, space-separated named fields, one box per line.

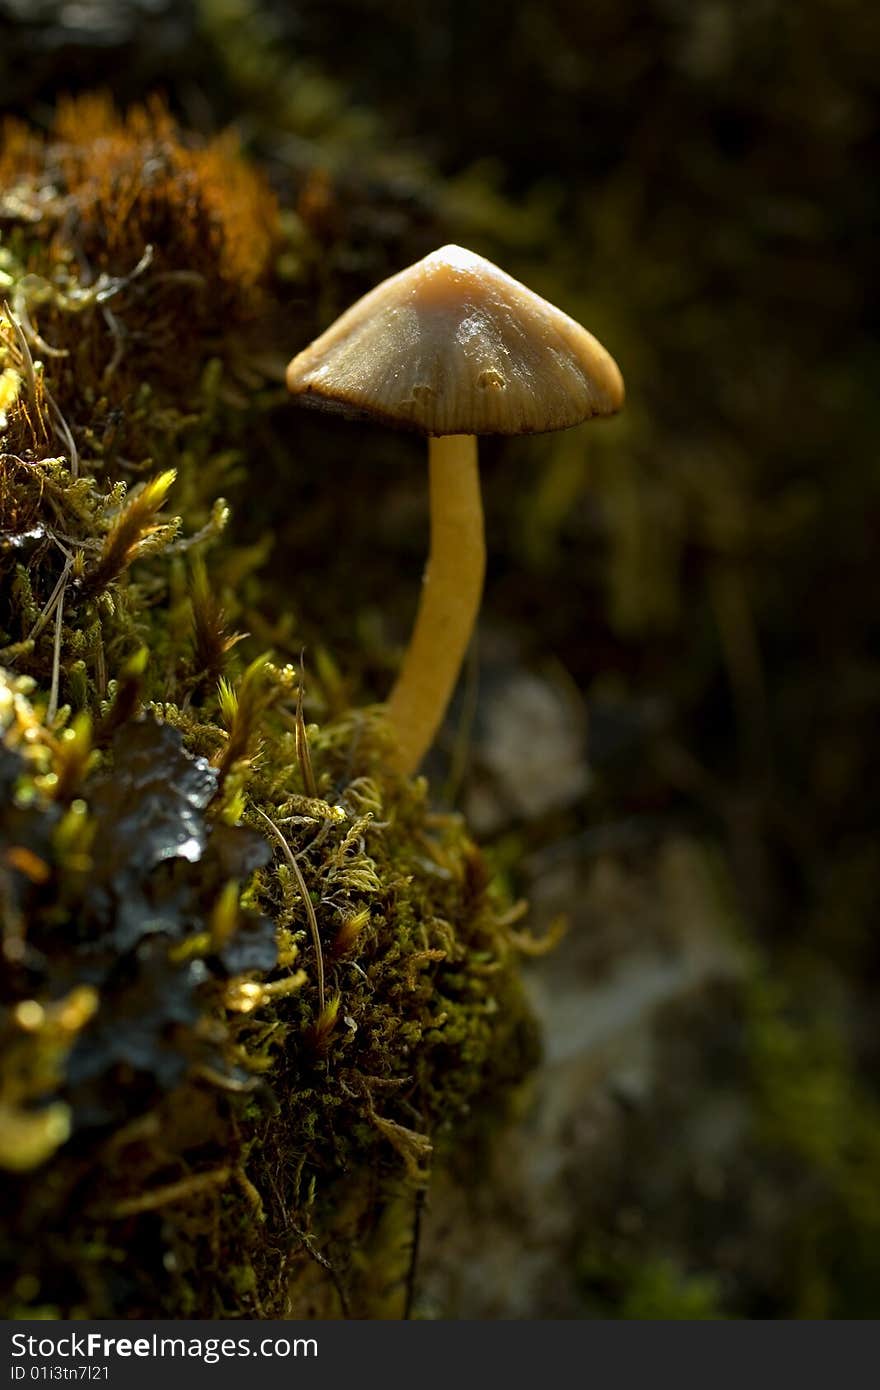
xmin=286 ymin=244 xmax=624 ymax=775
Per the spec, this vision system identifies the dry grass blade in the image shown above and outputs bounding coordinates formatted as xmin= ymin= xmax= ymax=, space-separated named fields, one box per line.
xmin=44 ymin=386 xmax=78 ymax=479
xmin=47 ymin=560 xmax=71 ymax=722
xmin=27 ymin=562 xmax=69 ymax=642
xmin=255 ymin=805 xmax=325 ymax=1013
xmin=1 ymin=301 xmax=48 ymax=442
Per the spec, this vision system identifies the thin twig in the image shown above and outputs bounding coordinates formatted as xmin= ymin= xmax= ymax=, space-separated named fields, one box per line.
xmin=27 ymin=561 xmax=69 ymax=641
xmin=48 ymin=527 xmax=101 ymax=552
xmin=44 ymin=385 xmax=78 ymax=479
xmin=12 ymin=289 xmax=68 ymax=357
xmin=254 ymin=806 xmax=325 ymax=1012
xmin=291 ymin=1225 xmax=351 ymax=1320
xmin=3 ymin=301 xmax=46 ymax=438
xmin=403 ymin=1186 xmax=426 ymax=1320
xmin=101 ymin=304 xmax=126 ymax=383
xmin=47 ymin=564 xmax=68 ymax=722
xmin=91 ymin=243 xmax=154 ymax=306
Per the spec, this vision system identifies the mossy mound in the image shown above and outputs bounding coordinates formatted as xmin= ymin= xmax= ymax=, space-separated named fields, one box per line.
xmin=0 ymin=98 xmax=538 ymax=1319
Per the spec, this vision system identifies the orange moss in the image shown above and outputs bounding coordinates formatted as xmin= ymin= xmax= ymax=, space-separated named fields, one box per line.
xmin=50 ymin=94 xmax=277 ymax=294
xmin=0 ymin=117 xmax=42 ymax=188
xmin=0 ymin=96 xmax=281 ymax=458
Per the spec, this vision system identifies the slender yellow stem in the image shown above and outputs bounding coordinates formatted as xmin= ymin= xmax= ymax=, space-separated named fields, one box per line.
xmin=387 ymin=434 xmax=485 ymax=775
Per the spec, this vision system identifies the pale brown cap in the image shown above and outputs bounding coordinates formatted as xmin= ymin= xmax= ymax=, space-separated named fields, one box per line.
xmin=286 ymin=244 xmax=624 ymax=436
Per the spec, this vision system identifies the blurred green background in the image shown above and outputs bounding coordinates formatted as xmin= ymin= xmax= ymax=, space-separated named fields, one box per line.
xmin=1 ymin=0 xmax=878 ymax=1318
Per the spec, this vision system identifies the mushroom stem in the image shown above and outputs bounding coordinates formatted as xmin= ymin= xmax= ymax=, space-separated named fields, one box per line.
xmin=387 ymin=434 xmax=485 ymax=775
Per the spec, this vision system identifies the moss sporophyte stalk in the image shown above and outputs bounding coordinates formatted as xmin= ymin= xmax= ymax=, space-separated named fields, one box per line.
xmin=0 ymin=99 xmax=539 ymax=1319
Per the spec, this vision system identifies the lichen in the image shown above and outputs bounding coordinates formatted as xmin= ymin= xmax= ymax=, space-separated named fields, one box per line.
xmin=0 ymin=97 xmax=538 ymax=1319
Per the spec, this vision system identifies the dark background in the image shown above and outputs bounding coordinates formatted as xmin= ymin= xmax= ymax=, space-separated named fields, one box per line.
xmin=1 ymin=0 xmax=878 ymax=1318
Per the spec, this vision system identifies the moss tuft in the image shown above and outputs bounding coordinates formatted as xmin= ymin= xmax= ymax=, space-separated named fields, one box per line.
xmin=0 ymin=99 xmax=537 ymax=1319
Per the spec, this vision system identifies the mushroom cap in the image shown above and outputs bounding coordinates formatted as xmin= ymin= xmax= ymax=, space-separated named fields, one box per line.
xmin=286 ymin=244 xmax=624 ymax=436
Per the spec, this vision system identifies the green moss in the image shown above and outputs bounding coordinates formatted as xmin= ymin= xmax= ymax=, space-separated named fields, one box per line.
xmin=0 ymin=98 xmax=537 ymax=1320
xmin=743 ymin=963 xmax=880 ymax=1318
xmin=578 ymin=1247 xmax=726 ymax=1320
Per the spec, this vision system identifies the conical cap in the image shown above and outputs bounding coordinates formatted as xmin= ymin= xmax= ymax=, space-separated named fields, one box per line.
xmin=286 ymin=245 xmax=624 ymax=436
